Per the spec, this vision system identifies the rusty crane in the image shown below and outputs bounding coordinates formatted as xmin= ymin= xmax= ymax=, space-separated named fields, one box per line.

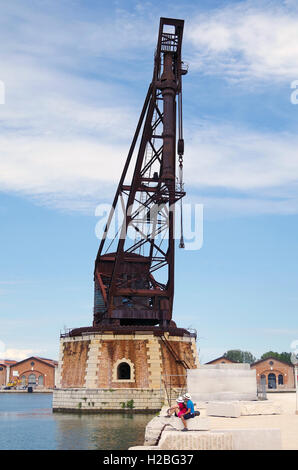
xmin=92 ymin=18 xmax=188 ymax=332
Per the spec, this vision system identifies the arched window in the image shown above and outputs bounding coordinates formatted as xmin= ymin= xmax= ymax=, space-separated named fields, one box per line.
xmin=38 ymin=375 xmax=44 ymax=386
xmin=112 ymin=358 xmax=135 ymax=383
xmin=278 ymin=374 xmax=283 ymax=385
xmin=117 ymin=362 xmax=131 ymax=380
xmin=21 ymin=376 xmax=26 ymax=386
xmin=268 ymin=373 xmax=276 ymax=389
xmin=28 ymin=374 xmax=36 ymax=386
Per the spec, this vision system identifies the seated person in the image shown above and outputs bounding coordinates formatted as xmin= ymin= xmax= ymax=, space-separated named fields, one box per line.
xmin=166 ymin=396 xmax=187 ymax=417
xmin=179 ymin=392 xmax=195 ymax=431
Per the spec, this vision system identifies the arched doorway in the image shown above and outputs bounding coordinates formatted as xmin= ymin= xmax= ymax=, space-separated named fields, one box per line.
xmin=268 ymin=373 xmax=276 ymax=389
xmin=28 ymin=373 xmax=36 ymax=388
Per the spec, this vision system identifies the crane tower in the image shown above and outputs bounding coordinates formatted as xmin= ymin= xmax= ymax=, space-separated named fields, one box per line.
xmin=93 ymin=17 xmax=187 ymax=330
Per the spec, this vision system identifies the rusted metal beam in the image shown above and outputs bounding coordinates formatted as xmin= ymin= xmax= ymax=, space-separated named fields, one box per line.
xmin=93 ymin=17 xmax=187 ymax=329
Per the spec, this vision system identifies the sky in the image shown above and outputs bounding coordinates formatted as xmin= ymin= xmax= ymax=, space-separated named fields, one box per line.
xmin=0 ymin=0 xmax=298 ymax=364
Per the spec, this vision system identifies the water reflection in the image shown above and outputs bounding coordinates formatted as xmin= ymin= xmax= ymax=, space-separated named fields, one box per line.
xmin=0 ymin=393 xmax=155 ymax=450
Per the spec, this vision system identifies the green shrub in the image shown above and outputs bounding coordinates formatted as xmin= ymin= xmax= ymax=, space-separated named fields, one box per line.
xmin=126 ymin=399 xmax=134 ymax=409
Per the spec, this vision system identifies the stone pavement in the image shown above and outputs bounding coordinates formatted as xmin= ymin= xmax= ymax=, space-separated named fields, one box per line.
xmin=206 ymin=392 xmax=298 ymax=450
xmin=206 ymin=399 xmax=282 ymax=417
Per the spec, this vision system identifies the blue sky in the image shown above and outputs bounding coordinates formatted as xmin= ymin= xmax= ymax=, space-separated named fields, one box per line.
xmin=1 ymin=0 xmax=298 ymax=363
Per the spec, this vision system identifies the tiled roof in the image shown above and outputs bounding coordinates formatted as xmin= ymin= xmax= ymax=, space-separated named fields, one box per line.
xmin=0 ymin=359 xmax=18 ymax=366
xmin=205 ymin=355 xmax=237 ymax=364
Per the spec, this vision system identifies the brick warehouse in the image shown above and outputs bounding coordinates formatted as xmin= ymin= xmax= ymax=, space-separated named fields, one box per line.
xmin=205 ymin=356 xmax=237 ymax=366
xmin=205 ymin=355 xmax=295 ymax=390
xmin=1 ymin=356 xmax=58 ymax=389
xmin=250 ymin=357 xmax=295 ymax=390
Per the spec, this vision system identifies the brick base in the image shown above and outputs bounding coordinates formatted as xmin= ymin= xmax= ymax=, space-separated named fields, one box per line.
xmin=57 ymin=331 xmax=198 ymax=390
xmin=52 ymin=388 xmax=163 ymax=412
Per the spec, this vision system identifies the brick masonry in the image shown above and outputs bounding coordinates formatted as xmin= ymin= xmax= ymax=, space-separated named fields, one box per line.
xmin=0 ymin=365 xmax=7 ymax=387
xmin=60 ymin=339 xmax=90 ymax=388
xmin=250 ymin=357 xmax=295 ymax=389
xmin=7 ymin=357 xmax=56 ymax=388
xmin=55 ymin=331 xmax=199 ymax=411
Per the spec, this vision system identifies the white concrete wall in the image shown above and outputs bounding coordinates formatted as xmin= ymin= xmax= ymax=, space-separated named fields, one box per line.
xmin=187 ymin=366 xmax=257 ymax=402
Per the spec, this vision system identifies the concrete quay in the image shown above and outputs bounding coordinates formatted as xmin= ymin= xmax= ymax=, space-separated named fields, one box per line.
xmin=129 ymin=393 xmax=298 ymax=450
xmin=52 ymin=388 xmax=163 ymax=412
xmin=206 ymin=399 xmax=282 ymax=418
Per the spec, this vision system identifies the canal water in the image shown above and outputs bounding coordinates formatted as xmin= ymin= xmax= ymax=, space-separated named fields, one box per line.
xmin=0 ymin=393 xmax=155 ymax=450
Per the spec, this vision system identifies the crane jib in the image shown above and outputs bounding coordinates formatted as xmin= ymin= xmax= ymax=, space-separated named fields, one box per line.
xmin=93 ymin=18 xmax=187 ymax=330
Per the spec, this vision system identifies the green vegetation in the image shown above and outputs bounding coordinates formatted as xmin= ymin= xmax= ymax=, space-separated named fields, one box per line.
xmin=223 ymin=349 xmax=293 ymax=365
xmin=260 ymin=351 xmax=292 ymax=364
xmin=120 ymin=400 xmax=134 ymax=409
xmin=224 ymin=350 xmax=256 ymax=364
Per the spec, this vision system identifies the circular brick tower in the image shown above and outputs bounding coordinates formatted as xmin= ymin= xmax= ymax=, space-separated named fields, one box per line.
xmin=54 ymin=327 xmax=198 ymax=412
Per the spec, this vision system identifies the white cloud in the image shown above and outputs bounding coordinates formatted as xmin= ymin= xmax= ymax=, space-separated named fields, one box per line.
xmin=3 ymin=349 xmax=36 ymax=361
xmin=0 ymin=339 xmax=45 ymax=362
xmin=1 ymin=119 xmax=298 ymax=215
xmin=186 ymin=122 xmax=298 ymax=190
xmin=0 ymin=136 xmax=124 ymax=191
xmin=0 ymin=2 xmax=145 ymax=212
xmin=0 ymin=1 xmax=155 ymax=65
xmin=183 ymin=121 xmax=298 ymax=215
xmin=186 ymin=1 xmax=298 ymax=81
xmin=0 ymin=347 xmax=41 ymax=362
xmin=0 ymin=1 xmax=297 ymax=216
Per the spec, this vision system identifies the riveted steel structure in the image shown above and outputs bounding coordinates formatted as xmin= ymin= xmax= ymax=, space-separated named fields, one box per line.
xmin=93 ymin=18 xmax=187 ymax=330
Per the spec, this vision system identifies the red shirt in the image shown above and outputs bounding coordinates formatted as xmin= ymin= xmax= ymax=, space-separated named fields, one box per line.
xmin=178 ymin=402 xmax=187 ymax=413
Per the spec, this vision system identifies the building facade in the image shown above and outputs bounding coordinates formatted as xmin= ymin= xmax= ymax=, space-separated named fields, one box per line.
xmin=1 ymin=357 xmax=58 ymax=389
xmin=205 ymin=356 xmax=236 ymax=366
xmin=206 ymin=355 xmax=295 ymax=390
xmin=251 ymin=357 xmax=295 ymax=390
